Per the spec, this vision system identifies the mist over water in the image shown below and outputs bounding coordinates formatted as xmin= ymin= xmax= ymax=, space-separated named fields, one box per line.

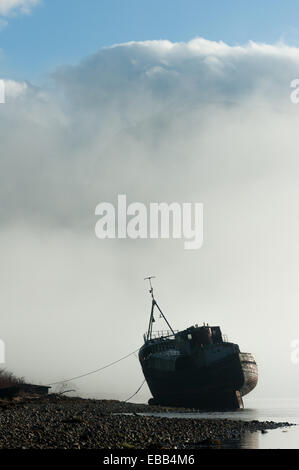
xmin=1 ymin=39 xmax=299 ymax=403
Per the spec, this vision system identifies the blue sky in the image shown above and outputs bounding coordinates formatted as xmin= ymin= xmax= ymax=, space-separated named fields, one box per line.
xmin=1 ymin=0 xmax=299 ymax=82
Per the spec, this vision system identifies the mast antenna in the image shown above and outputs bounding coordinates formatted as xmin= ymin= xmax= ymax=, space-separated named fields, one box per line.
xmin=144 ymin=276 xmax=175 ymax=340
xmin=144 ymin=276 xmax=156 ymax=300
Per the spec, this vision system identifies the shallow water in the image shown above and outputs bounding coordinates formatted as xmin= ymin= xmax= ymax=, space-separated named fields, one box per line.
xmin=139 ymin=398 xmax=299 ymax=449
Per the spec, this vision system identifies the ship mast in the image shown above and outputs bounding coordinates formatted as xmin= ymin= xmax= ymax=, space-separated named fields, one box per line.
xmin=144 ymin=276 xmax=175 ymax=341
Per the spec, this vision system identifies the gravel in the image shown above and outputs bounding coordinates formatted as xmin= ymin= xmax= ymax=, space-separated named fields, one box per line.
xmin=0 ymin=394 xmax=293 ymax=449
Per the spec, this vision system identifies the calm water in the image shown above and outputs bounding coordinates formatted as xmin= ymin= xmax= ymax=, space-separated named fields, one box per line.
xmin=140 ymin=398 xmax=299 ymax=449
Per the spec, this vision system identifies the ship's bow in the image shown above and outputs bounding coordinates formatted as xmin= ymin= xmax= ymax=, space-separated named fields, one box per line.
xmin=239 ymin=352 xmax=258 ymax=397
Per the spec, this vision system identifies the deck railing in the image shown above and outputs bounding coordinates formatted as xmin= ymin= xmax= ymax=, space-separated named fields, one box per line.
xmin=144 ymin=330 xmax=178 ymax=341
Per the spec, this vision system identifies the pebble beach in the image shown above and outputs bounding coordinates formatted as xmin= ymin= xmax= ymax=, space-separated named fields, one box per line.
xmin=0 ymin=394 xmax=293 ymax=449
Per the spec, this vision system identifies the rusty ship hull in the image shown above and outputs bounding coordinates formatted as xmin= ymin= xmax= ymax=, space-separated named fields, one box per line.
xmin=140 ymin=281 xmax=258 ymax=410
xmin=139 ymin=326 xmax=258 ymax=410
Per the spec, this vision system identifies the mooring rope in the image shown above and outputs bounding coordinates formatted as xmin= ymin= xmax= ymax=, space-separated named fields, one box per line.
xmin=47 ymin=347 xmax=141 ymax=386
xmin=124 ymin=379 xmax=146 ymax=403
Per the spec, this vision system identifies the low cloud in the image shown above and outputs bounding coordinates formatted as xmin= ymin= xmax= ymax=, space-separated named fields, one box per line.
xmin=1 ymin=38 xmax=299 ymax=400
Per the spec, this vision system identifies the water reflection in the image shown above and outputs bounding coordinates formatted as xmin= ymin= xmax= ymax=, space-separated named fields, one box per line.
xmin=221 ymin=431 xmax=260 ymax=449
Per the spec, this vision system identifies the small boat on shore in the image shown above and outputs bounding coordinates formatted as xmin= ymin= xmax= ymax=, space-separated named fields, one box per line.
xmin=139 ymin=278 xmax=258 ymax=410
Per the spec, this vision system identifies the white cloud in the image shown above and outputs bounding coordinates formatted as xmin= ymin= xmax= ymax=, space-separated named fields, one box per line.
xmin=2 ymin=78 xmax=27 ymax=97
xmin=0 ymin=0 xmax=39 ymax=16
xmin=2 ymin=38 xmax=299 ymax=399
